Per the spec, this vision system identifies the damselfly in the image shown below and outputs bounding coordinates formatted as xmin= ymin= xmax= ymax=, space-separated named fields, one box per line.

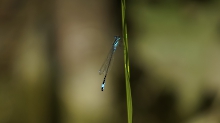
xmin=99 ymin=36 xmax=121 ymax=91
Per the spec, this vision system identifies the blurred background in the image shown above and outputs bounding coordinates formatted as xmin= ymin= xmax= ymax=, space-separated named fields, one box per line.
xmin=1 ymin=0 xmax=220 ymax=123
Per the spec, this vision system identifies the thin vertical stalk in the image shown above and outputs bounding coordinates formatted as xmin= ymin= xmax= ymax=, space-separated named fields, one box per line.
xmin=121 ymin=0 xmax=132 ymax=123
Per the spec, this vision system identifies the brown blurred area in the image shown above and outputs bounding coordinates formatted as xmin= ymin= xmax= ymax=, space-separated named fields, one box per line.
xmin=1 ymin=0 xmax=220 ymax=123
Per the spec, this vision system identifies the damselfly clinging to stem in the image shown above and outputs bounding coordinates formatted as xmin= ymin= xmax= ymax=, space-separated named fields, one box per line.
xmin=99 ymin=36 xmax=121 ymax=91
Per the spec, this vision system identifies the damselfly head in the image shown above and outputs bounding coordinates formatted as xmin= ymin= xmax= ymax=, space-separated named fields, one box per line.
xmin=114 ymin=36 xmax=121 ymax=40
xmin=113 ymin=36 xmax=121 ymax=45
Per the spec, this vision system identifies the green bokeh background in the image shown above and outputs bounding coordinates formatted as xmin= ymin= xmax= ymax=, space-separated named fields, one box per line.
xmin=0 ymin=0 xmax=220 ymax=123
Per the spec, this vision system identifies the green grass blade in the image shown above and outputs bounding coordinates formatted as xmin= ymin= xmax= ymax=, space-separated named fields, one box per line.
xmin=121 ymin=0 xmax=132 ymax=123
